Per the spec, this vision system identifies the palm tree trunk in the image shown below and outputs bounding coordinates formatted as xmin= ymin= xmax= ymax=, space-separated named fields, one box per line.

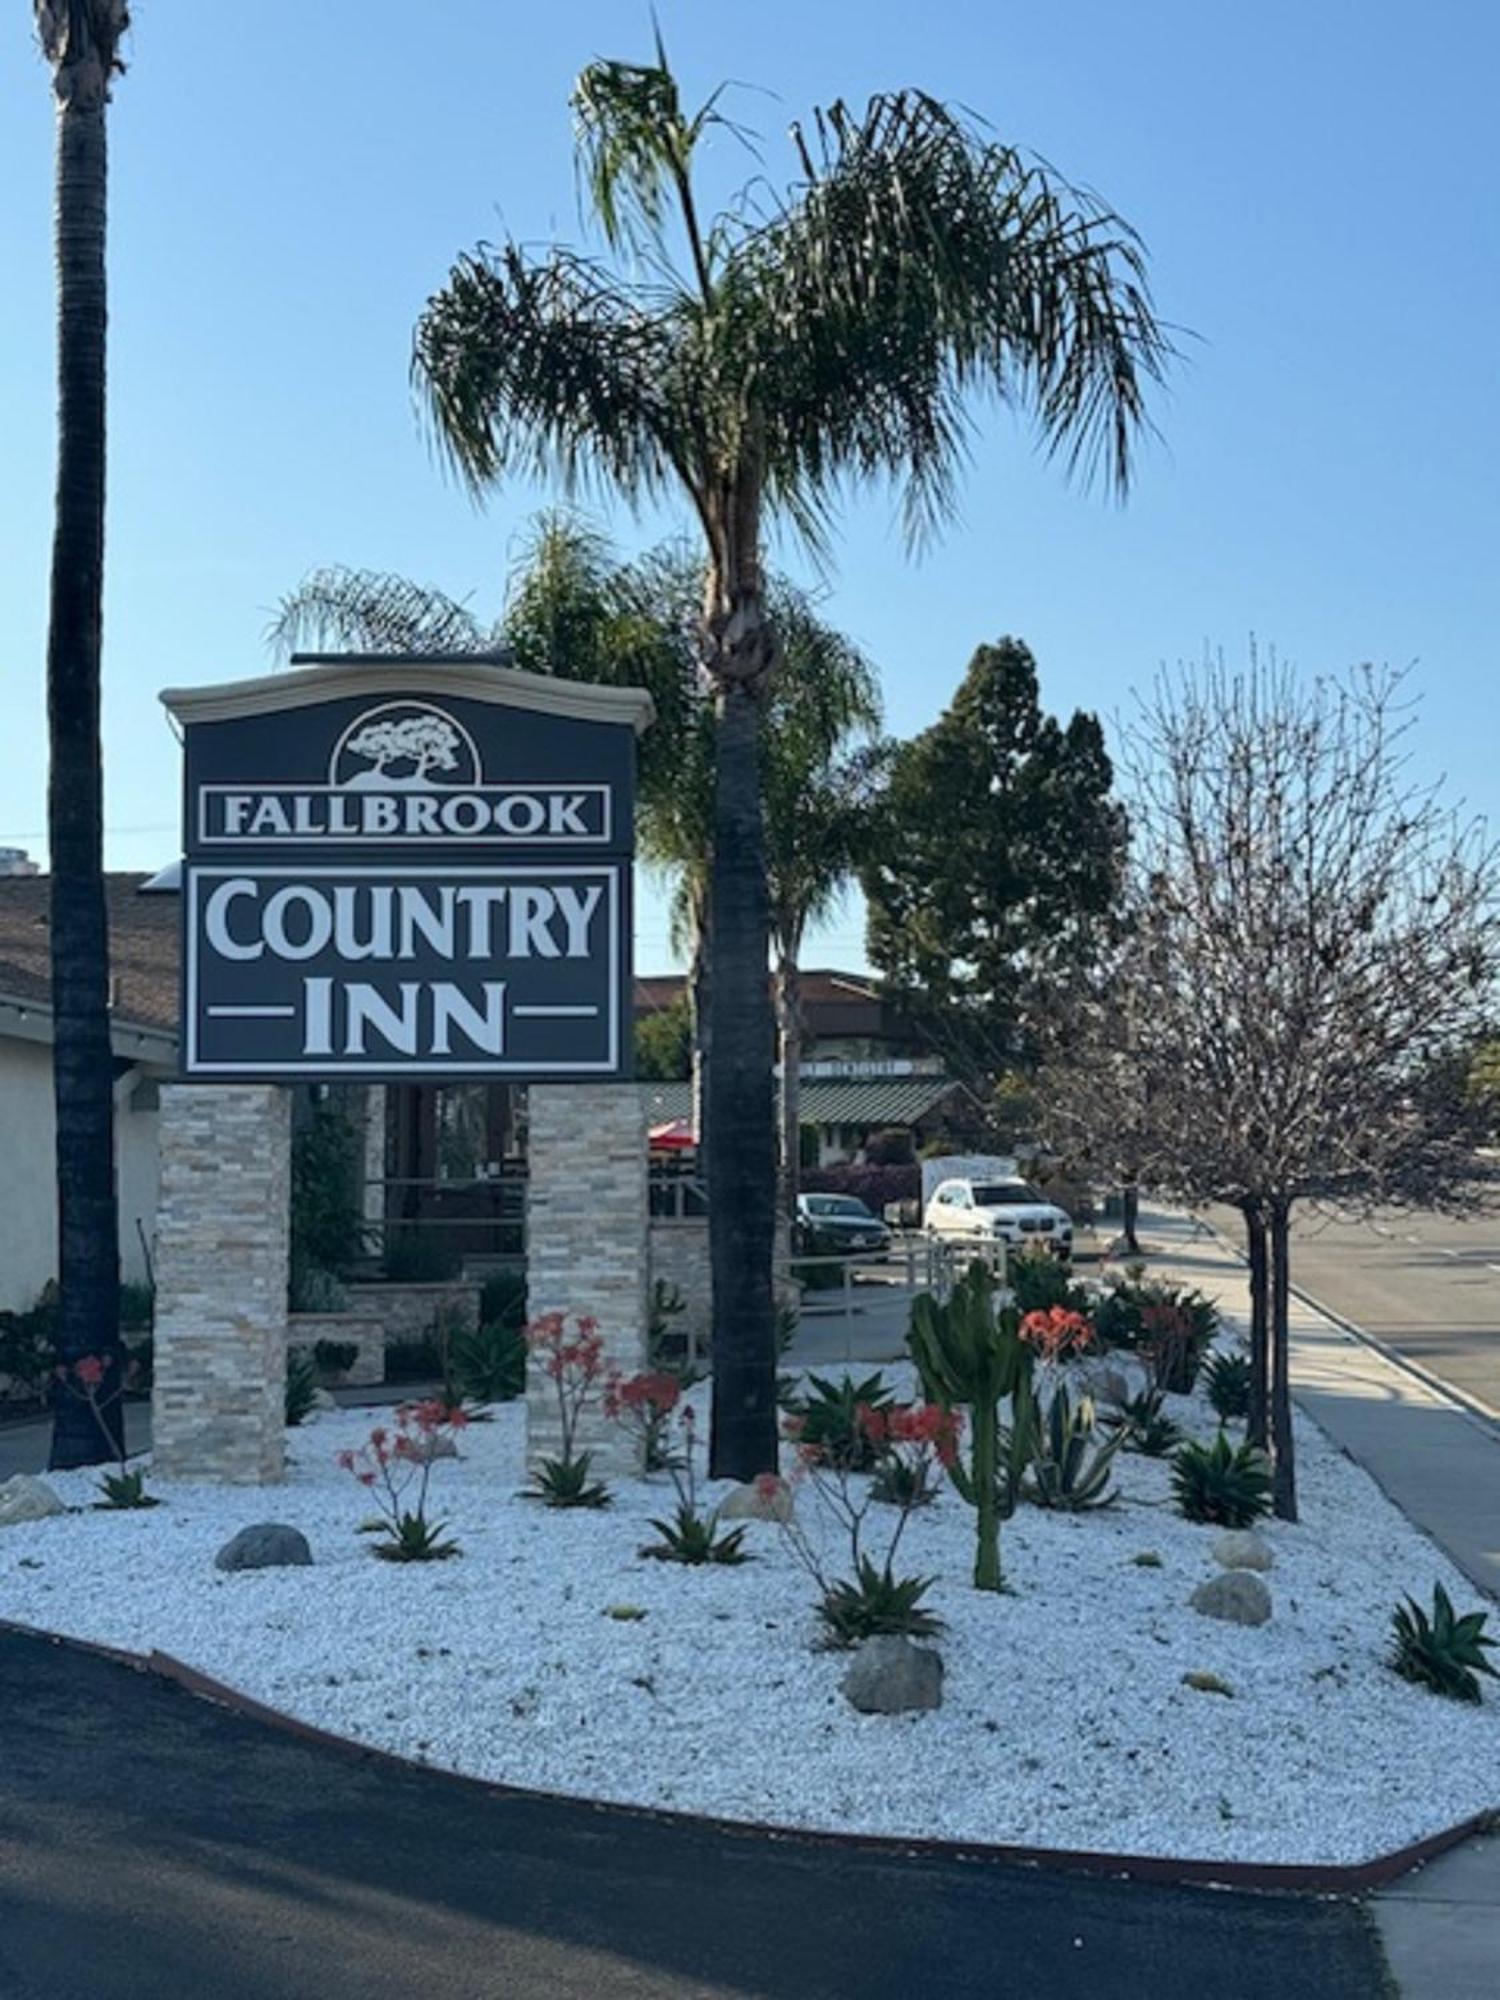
xmin=776 ymin=952 xmax=803 ymax=1220
xmin=689 ymin=907 xmax=710 ymax=1152
xmin=1242 ymin=1195 xmax=1270 ymax=1451
xmin=44 ymin=17 xmax=124 ymax=1469
xmin=1268 ymin=1197 xmax=1298 ymax=1522
xmin=706 ymin=675 xmax=778 ymax=1480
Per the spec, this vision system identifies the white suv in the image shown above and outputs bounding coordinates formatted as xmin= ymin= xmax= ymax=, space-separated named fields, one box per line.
xmin=924 ymin=1177 xmax=1073 ymax=1259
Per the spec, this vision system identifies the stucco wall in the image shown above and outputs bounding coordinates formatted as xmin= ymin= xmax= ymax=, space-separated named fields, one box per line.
xmin=0 ymin=1038 xmax=164 ymax=1312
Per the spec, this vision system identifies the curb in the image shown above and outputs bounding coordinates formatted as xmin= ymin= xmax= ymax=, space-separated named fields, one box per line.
xmin=2 ymin=1616 xmax=1491 ymax=1898
xmin=1186 ymin=1215 xmax=1500 ymax=1439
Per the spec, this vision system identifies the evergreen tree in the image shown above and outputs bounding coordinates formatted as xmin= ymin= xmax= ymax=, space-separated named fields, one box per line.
xmin=863 ymin=638 xmax=1125 ymax=1085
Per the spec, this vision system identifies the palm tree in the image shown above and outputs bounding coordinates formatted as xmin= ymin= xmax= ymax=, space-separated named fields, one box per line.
xmin=761 ymin=620 xmax=881 ymax=1215
xmin=411 ymin=46 xmax=1170 ymax=1478
xmin=37 ymin=1 xmax=131 ymax=1470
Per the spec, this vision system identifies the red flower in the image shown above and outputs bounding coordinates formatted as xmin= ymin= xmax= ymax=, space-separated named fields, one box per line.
xmin=73 ymin=1355 xmax=106 ymax=1390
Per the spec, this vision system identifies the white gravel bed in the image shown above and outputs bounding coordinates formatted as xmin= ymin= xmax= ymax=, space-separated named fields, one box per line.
xmin=3 ymin=1357 xmax=1497 ymax=1867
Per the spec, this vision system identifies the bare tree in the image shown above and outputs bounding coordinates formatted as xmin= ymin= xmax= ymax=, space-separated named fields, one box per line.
xmin=1044 ymin=656 xmax=1499 ymax=1520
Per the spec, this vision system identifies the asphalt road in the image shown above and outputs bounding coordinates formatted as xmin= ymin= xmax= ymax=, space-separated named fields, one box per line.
xmin=0 ymin=1627 xmax=1392 ymax=2000
xmin=1209 ymin=1204 xmax=1500 ymax=1416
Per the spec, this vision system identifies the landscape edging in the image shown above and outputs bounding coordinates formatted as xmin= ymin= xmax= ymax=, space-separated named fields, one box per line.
xmin=1 ymin=1615 xmax=1489 ymax=1895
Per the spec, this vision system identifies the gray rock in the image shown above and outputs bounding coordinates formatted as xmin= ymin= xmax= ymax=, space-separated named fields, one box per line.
xmin=841 ymin=1635 xmax=944 ymax=1714
xmin=1190 ymin=1570 xmax=1272 ymax=1627
xmin=214 ymin=1523 xmax=313 ymax=1572
xmin=0 ymin=1475 xmax=65 ymax=1528
xmin=718 ymin=1476 xmax=794 ymax=1524
xmin=1212 ymin=1529 xmax=1274 ymax=1573
xmin=409 ymin=1432 xmax=459 ymax=1464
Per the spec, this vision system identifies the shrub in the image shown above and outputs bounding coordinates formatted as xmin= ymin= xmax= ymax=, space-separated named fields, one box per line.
xmin=864 ymin=1127 xmax=915 ymax=1167
xmin=1095 ymin=1278 xmax=1218 ymax=1394
xmin=1389 ymin=1584 xmax=1498 ymax=1704
xmin=337 ymin=1401 xmax=467 ymax=1562
xmin=479 ymin=1269 xmax=527 ymax=1331
xmin=451 ymin=1317 xmax=526 ymax=1404
xmin=285 ymin=1350 xmax=321 ymax=1427
xmin=0 ymin=1287 xmax=58 ymax=1405
xmin=1101 ymin=1386 xmax=1182 ymax=1457
xmin=290 ymin=1099 xmax=364 ymax=1275
xmin=290 ymin=1262 xmax=351 ymax=1315
xmin=314 ymin=1339 xmax=359 ymax=1377
xmin=782 ymin=1371 xmax=895 ymax=1472
xmin=1009 ymin=1245 xmax=1091 ymax=1317
xmin=118 ymin=1280 xmax=155 ymax=1330
xmin=1171 ymin=1433 xmax=1272 ymax=1527
xmin=1203 ymin=1351 xmax=1252 ymax=1422
xmin=908 ymin=1263 xmax=1035 ymax=1591
xmin=1024 ymin=1385 xmax=1121 ymax=1510
xmin=816 ymin=1559 xmax=942 ymax=1649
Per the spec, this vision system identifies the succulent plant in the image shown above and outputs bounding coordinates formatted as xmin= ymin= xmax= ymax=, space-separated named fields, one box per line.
xmin=1024 ymin=1385 xmax=1122 ymax=1510
xmin=1389 ymin=1583 xmax=1498 ymax=1703
xmin=908 ymin=1262 xmax=1034 ymax=1591
xmin=1170 ymin=1432 xmax=1272 ymax=1527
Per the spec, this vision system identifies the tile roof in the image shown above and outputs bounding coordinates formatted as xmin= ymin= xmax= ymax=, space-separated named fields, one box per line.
xmin=0 ymin=873 xmax=180 ymax=1036
xmin=641 ymin=1075 xmax=962 ymax=1129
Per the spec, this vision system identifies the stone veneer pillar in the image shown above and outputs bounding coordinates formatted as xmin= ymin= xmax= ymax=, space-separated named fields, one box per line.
xmin=525 ymin=1083 xmax=649 ymax=1477
xmin=151 ymin=1083 xmax=290 ymax=1483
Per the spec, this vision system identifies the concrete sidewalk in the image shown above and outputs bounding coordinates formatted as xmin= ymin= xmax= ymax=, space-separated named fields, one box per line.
xmin=1141 ymin=1208 xmax=1500 ymax=2000
xmin=1142 ymin=1209 xmax=1500 ymax=1603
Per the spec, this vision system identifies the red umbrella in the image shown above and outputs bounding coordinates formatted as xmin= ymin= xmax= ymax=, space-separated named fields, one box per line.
xmin=648 ymin=1118 xmax=697 ymax=1150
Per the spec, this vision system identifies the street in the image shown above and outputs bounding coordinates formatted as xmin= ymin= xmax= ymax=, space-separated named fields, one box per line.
xmin=0 ymin=1627 xmax=1391 ymax=2000
xmin=1208 ymin=1204 xmax=1500 ymax=1417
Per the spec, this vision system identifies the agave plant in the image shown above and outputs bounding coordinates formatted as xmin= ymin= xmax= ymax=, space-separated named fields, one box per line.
xmin=641 ymin=1503 xmax=750 ymax=1567
xmin=1101 ymin=1385 xmax=1182 ymax=1457
xmin=1024 ymin=1386 xmax=1122 ymax=1510
xmin=1203 ymin=1350 xmax=1252 ymax=1423
xmin=1170 ymin=1432 xmax=1272 ymax=1528
xmin=817 ymin=1558 xmax=943 ymax=1649
xmin=908 ymin=1262 xmax=1035 ymax=1591
xmin=1389 ymin=1584 xmax=1498 ymax=1703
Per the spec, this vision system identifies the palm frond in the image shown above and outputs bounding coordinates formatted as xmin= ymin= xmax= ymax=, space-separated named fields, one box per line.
xmin=266 ymin=567 xmax=492 ymax=660
xmin=727 ymin=90 xmax=1173 ymax=540
xmin=412 ymin=243 xmax=685 ymax=506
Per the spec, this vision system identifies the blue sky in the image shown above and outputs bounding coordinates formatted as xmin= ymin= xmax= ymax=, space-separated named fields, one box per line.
xmin=2 ymin=0 xmax=1496 ymax=974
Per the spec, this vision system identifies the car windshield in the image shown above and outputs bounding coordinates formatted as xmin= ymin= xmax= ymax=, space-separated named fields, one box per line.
xmin=971 ymin=1183 xmax=1043 ymax=1207
xmin=808 ymin=1196 xmax=873 ymax=1219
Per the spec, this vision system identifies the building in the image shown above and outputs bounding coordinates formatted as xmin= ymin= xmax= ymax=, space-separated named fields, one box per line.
xmin=0 ymin=872 xmax=177 ymax=1311
xmin=634 ymin=968 xmax=979 ymax=1165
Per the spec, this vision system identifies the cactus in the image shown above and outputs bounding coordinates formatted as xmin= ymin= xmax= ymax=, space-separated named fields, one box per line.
xmin=908 ymin=1261 xmax=1035 ymax=1591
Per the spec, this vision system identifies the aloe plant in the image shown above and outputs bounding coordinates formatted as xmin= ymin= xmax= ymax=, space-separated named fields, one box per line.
xmin=1024 ymin=1385 xmax=1122 ymax=1510
xmin=908 ymin=1262 xmax=1034 ymax=1591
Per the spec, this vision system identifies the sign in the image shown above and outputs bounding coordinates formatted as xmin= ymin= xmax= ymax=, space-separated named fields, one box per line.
xmin=163 ymin=661 xmax=653 ymax=1081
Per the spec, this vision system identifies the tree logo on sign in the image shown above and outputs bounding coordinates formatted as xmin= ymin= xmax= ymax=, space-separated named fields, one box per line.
xmin=329 ymin=702 xmax=481 ymax=790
